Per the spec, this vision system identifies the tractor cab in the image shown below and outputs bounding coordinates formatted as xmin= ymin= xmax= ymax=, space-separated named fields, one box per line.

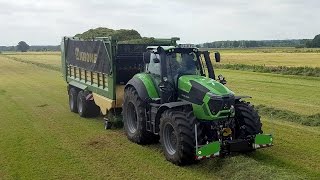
xmin=143 ymin=46 xmax=223 ymax=104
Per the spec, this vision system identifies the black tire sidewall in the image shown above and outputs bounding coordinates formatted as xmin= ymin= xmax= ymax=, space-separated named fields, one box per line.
xmin=123 ymin=89 xmax=146 ymax=143
xmin=159 ymin=109 xmax=196 ymax=165
xmin=77 ymin=91 xmax=87 ymax=117
xmin=69 ymin=88 xmax=78 ymax=113
xmin=159 ymin=114 xmax=181 ymax=162
xmin=235 ymin=101 xmax=262 ymax=138
xmin=123 ymin=87 xmax=155 ymax=144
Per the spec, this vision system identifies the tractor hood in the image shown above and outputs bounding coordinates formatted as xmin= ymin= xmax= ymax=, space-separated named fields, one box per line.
xmin=178 ymin=75 xmax=234 ymax=104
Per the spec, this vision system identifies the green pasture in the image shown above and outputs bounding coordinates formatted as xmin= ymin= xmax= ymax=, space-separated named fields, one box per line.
xmin=0 ymin=52 xmax=319 ymax=179
xmin=208 ymin=48 xmax=320 ymax=68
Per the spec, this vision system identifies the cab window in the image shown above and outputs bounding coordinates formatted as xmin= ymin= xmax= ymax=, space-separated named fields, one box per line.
xmin=147 ymin=53 xmax=161 ymax=76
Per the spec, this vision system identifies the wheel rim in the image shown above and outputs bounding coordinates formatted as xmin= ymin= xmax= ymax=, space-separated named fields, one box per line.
xmin=163 ymin=122 xmax=177 ymax=155
xmin=127 ymin=102 xmax=138 ymax=133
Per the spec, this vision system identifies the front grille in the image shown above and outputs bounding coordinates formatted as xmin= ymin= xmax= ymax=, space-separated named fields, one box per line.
xmin=208 ymin=95 xmax=235 ymax=115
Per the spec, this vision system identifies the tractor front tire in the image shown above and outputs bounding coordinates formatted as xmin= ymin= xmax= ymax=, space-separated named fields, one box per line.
xmin=123 ymin=87 xmax=156 ymax=144
xmin=159 ymin=109 xmax=196 ymax=165
xmin=234 ymin=101 xmax=263 ymax=138
xmin=69 ymin=87 xmax=78 ymax=113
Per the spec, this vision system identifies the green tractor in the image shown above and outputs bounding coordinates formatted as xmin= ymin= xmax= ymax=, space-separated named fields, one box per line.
xmin=123 ymin=46 xmax=273 ymax=165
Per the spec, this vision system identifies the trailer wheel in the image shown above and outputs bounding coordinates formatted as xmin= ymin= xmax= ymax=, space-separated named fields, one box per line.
xmin=77 ymin=91 xmax=90 ymax=117
xmin=69 ymin=88 xmax=78 ymax=113
xmin=159 ymin=108 xmax=196 ymax=165
xmin=234 ymin=101 xmax=263 ymax=138
xmin=123 ymin=87 xmax=157 ymax=144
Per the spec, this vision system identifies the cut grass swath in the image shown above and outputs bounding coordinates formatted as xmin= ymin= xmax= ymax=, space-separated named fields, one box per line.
xmin=256 ymin=105 xmax=320 ymax=126
xmin=215 ymin=64 xmax=320 ymax=77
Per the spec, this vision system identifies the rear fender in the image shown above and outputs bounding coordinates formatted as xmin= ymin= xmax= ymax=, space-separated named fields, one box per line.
xmin=126 ymin=74 xmax=159 ymax=102
xmin=126 ymin=77 xmax=150 ymax=102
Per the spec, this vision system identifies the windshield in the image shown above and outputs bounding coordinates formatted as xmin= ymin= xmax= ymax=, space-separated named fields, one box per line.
xmin=167 ymin=52 xmax=199 ymax=81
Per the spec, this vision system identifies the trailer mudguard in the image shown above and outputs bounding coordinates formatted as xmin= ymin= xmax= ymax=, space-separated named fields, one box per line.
xmin=68 ymin=80 xmax=88 ymax=91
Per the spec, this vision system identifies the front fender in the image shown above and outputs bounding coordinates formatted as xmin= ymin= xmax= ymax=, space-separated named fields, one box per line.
xmin=154 ymin=101 xmax=192 ymax=133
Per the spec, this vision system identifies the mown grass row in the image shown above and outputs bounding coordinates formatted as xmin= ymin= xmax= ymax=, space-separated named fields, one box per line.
xmin=2 ymin=54 xmax=319 ymax=126
xmin=1 ymin=55 xmax=61 ymax=72
xmin=256 ymin=105 xmax=320 ymax=126
xmin=216 ymin=64 xmax=320 ymax=77
xmin=1 ymin=57 xmax=318 ymax=179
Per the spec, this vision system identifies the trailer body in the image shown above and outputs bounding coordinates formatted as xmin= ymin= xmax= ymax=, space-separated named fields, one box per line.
xmin=61 ymin=37 xmax=178 ymax=115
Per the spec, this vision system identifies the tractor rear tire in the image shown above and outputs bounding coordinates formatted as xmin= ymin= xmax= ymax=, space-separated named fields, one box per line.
xmin=69 ymin=87 xmax=78 ymax=113
xmin=159 ymin=108 xmax=196 ymax=165
xmin=123 ymin=87 xmax=157 ymax=144
xmin=234 ymin=101 xmax=263 ymax=138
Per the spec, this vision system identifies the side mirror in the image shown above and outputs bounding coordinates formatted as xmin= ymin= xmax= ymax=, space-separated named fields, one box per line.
xmin=215 ymin=52 xmax=221 ymax=63
xmin=143 ymin=52 xmax=151 ymax=63
xmin=218 ymin=74 xmax=227 ymax=85
xmin=153 ymin=58 xmax=160 ymax=63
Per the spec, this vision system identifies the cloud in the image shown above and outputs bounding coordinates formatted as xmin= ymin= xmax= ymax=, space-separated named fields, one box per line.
xmin=0 ymin=0 xmax=319 ymax=45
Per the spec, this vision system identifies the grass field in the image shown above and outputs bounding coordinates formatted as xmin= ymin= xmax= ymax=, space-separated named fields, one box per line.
xmin=0 ymin=52 xmax=320 ymax=179
xmin=4 ymin=52 xmax=61 ymax=70
xmin=208 ymin=48 xmax=320 ymax=67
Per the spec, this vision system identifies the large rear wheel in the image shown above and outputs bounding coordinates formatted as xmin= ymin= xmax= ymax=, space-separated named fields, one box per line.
xmin=159 ymin=108 xmax=196 ymax=165
xmin=123 ymin=87 xmax=157 ymax=144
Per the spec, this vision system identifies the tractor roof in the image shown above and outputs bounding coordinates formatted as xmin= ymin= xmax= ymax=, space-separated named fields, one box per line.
xmin=146 ymin=45 xmax=199 ymax=53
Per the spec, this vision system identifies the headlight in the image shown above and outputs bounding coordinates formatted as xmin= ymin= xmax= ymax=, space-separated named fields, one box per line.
xmin=208 ymin=95 xmax=235 ymax=115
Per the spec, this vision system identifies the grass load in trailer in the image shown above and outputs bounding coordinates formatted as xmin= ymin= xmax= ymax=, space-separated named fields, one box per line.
xmin=61 ymin=36 xmax=273 ymax=165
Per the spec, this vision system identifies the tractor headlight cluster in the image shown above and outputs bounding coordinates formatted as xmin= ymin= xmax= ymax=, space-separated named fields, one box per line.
xmin=208 ymin=95 xmax=235 ymax=115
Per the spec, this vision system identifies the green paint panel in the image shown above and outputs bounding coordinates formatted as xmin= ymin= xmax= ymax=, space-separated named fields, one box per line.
xmin=255 ymin=134 xmax=273 ymax=145
xmin=67 ymin=77 xmax=112 ymax=99
xmin=178 ymin=75 xmax=234 ymax=96
xmin=135 ymin=73 xmax=159 ymax=98
xmin=178 ymin=75 xmax=235 ymax=121
xmin=196 ymin=141 xmax=220 ymax=156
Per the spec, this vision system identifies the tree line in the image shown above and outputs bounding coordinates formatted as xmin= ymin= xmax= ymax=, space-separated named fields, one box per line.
xmin=199 ymin=38 xmax=320 ymax=48
xmin=0 ymin=41 xmax=59 ymax=52
xmin=1 ymin=28 xmax=319 ymax=53
xmin=306 ymin=34 xmax=320 ymax=48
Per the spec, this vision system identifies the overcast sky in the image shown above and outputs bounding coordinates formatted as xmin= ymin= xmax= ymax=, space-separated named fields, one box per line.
xmin=0 ymin=0 xmax=319 ymax=45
